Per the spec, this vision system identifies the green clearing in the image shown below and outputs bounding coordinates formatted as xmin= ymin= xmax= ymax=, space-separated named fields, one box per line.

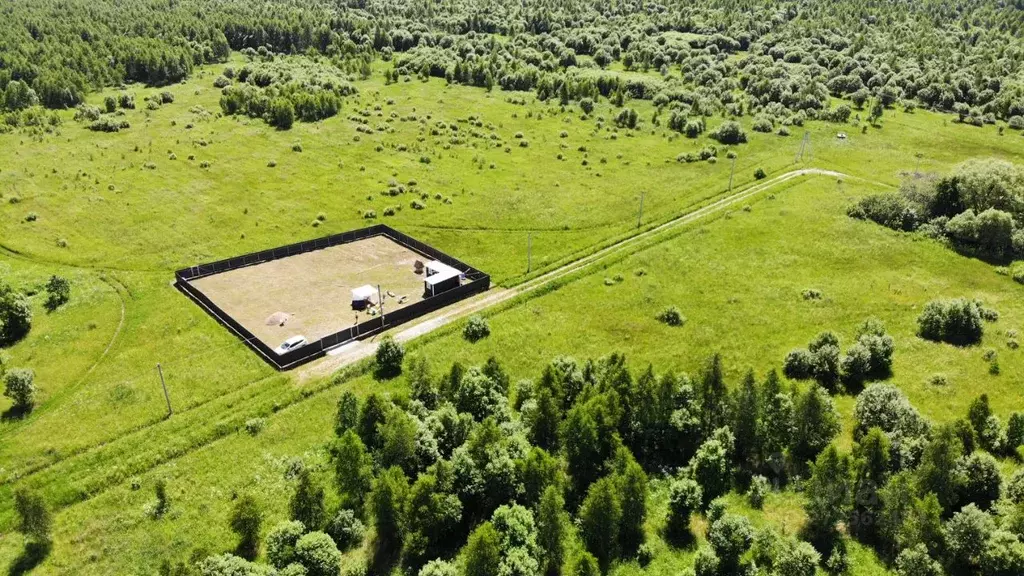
xmin=5 ymin=169 xmax=1024 ymax=573
xmin=2 ymin=58 xmax=1024 ymax=576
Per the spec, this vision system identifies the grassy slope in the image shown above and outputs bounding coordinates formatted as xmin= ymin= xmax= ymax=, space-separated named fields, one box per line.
xmin=9 ymin=174 xmax=1024 ymax=573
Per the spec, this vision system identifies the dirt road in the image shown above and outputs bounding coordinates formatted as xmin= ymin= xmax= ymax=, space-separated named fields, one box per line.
xmin=298 ymin=168 xmax=848 ymax=380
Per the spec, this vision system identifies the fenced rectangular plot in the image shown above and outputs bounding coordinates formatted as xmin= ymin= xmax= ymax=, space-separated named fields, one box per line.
xmin=175 ymin=225 xmax=489 ymax=370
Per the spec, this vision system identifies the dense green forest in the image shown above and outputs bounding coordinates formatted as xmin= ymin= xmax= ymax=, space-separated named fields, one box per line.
xmin=2 ymin=0 xmax=1024 ymax=124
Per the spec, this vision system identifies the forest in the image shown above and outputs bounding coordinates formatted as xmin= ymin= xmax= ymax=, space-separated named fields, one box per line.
xmin=2 ymin=0 xmax=1024 ymax=128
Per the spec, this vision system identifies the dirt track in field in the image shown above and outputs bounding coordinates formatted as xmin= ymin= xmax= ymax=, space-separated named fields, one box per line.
xmin=297 ymin=168 xmax=849 ymax=380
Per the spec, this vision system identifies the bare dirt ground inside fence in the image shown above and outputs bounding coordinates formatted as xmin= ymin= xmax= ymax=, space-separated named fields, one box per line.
xmin=190 ymin=235 xmax=429 ymax=348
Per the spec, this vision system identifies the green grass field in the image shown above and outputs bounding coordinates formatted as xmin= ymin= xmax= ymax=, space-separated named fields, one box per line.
xmin=5 ymin=171 xmax=1024 ymax=573
xmin=2 ymin=58 xmax=1024 ymax=574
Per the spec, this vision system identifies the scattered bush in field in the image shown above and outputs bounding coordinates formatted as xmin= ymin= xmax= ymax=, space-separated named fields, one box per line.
xmin=801 ymin=288 xmax=822 ymax=300
xmin=748 ymin=475 xmax=769 ymax=509
xmin=752 ymin=116 xmax=773 ymax=133
xmin=656 ymin=306 xmax=686 ymax=326
xmin=579 ymin=98 xmax=594 ymax=115
xmin=267 ymin=160 xmax=277 ymax=167
xmin=847 ymin=193 xmax=919 ymax=231
xmin=709 ymin=121 xmax=747 ymax=144
xmin=75 ymin=104 xmax=102 ymax=122
xmin=103 ymin=96 xmax=117 ymax=113
xmin=0 ymin=281 xmax=32 ymax=345
xmin=118 ymin=94 xmax=135 ymax=109
xmin=615 ymin=108 xmax=639 ymax=129
xmin=214 ymin=76 xmax=231 ymax=88
xmin=244 ymin=418 xmax=266 ymax=436
xmin=375 ymin=335 xmax=404 ymax=378
xmin=149 ymin=478 xmax=170 ymax=519
xmin=362 ymin=210 xmax=376 ymax=219
xmin=4 ymin=368 xmax=36 ymax=412
xmin=754 ymin=168 xmax=766 ymax=180
xmin=463 ymin=315 xmax=491 ymax=342
xmin=783 ymin=349 xmax=814 ymax=379
xmin=291 ymin=142 xmax=303 ymax=152
xmin=159 ymin=91 xmax=174 ymax=104
xmin=89 ymin=117 xmax=130 ymax=132
xmin=917 ymin=298 xmax=985 ymax=345
xmin=410 ymin=199 xmax=425 ymax=210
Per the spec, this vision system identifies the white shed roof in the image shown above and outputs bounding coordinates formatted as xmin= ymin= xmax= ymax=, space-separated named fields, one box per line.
xmin=424 ymin=268 xmax=460 ymax=286
xmin=351 ymin=285 xmax=376 ymax=301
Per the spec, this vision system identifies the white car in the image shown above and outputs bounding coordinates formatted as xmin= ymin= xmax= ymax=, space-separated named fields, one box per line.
xmin=275 ymin=335 xmax=307 ymax=355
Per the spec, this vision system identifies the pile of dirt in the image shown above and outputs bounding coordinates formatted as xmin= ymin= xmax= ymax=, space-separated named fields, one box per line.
xmin=265 ymin=312 xmax=291 ymax=326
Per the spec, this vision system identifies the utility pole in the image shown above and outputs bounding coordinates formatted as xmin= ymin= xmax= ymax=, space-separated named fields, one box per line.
xmin=728 ymin=156 xmax=737 ymax=191
xmin=795 ymin=131 xmax=810 ymax=163
xmin=637 ymin=190 xmax=645 ymax=229
xmin=157 ymin=363 xmax=172 ymax=417
xmin=527 ymin=232 xmax=532 ymax=273
xmin=377 ymin=284 xmax=384 ymax=325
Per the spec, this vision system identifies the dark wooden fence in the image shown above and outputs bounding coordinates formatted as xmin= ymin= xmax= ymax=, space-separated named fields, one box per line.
xmin=175 ymin=224 xmax=490 ymax=370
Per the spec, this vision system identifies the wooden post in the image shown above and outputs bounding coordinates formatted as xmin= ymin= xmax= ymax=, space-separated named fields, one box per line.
xmin=157 ymin=363 xmax=172 ymax=417
xmin=637 ymin=191 xmax=645 ymax=229
xmin=527 ymin=232 xmax=532 ymax=273
xmin=377 ymin=284 xmax=384 ymax=325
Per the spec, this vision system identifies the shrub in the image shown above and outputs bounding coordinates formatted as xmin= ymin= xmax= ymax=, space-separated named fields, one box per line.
xmin=89 ymin=117 xmax=130 ymax=132
xmin=410 ymin=199 xmax=425 ymax=210
xmin=118 ymin=93 xmax=135 ymax=109
xmin=801 ymin=288 xmax=822 ymax=300
xmin=579 ymin=98 xmax=594 ymax=115
xmin=751 ymin=116 xmax=773 ymax=133
xmin=957 ymin=452 xmax=1002 ymax=510
xmin=847 ymin=193 xmax=919 ymax=231
xmin=463 ymin=315 xmax=490 ymax=342
xmin=783 ymin=349 xmax=814 ymax=379
xmin=748 ymin=475 xmax=769 ymax=509
xmin=295 ymin=532 xmax=342 ymax=576
xmin=159 ymin=91 xmax=175 ymax=104
xmin=375 ymin=335 xmax=404 ymax=377
xmin=291 ymin=142 xmax=303 ymax=152
xmin=44 ymin=275 xmax=70 ymax=311
xmin=666 ymin=477 xmax=703 ymax=544
xmin=709 ymin=121 xmax=747 ymax=144
xmin=325 ymin=509 xmax=364 ymax=551
xmin=244 ymin=417 xmax=266 ymax=436
xmin=4 ymin=368 xmax=36 ymax=412
xmin=656 ymin=306 xmax=686 ymax=326
xmin=214 ymin=76 xmax=231 ymax=88
xmin=917 ymin=298 xmax=984 ymax=345
xmin=754 ymin=168 xmax=767 ymax=180
xmin=267 ymin=520 xmax=306 ymax=568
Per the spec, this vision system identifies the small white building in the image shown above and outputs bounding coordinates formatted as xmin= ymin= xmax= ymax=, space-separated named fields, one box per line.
xmin=351 ymin=284 xmax=377 ymax=310
xmin=424 ymin=260 xmax=461 ymax=296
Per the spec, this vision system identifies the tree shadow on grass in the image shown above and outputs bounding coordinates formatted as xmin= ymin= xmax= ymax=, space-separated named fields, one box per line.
xmin=8 ymin=541 xmax=50 ymax=576
xmin=367 ymin=539 xmax=401 ymax=576
xmin=0 ymin=405 xmax=31 ymax=422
